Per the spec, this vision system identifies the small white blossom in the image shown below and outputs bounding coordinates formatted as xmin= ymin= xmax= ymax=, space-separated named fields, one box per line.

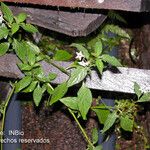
xmin=75 ymin=51 xmax=84 ymax=60
xmin=98 ymin=0 xmax=104 ymax=3
xmin=0 ymin=16 xmax=3 ymax=24
xmin=78 ymin=61 xmax=90 ymax=67
xmin=0 ymin=11 xmax=4 ymax=24
xmin=76 ymin=51 xmax=90 ymax=67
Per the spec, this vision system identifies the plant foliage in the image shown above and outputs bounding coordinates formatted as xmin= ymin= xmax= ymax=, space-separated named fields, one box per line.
xmin=0 ymin=3 xmax=150 ymax=150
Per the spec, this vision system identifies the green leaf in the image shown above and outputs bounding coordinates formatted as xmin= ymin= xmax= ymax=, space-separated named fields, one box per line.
xmin=33 ymin=84 xmax=46 ymax=107
xmin=60 ymin=97 xmax=78 ymax=110
xmin=134 ymin=82 xmax=142 ymax=99
xmin=92 ymin=128 xmax=99 ymax=144
xmin=27 ymin=49 xmax=36 ymax=66
xmin=16 ymin=13 xmax=27 ymax=23
xmin=94 ymin=41 xmax=103 ymax=57
xmin=92 ymin=105 xmax=110 ymax=124
xmin=36 ymin=72 xmax=56 ymax=83
xmin=102 ymin=54 xmax=122 ymax=67
xmin=108 ymin=10 xmax=127 ymax=24
xmin=71 ymin=43 xmax=90 ymax=59
xmin=120 ymin=115 xmax=134 ymax=132
xmin=103 ymin=24 xmax=130 ymax=40
xmin=87 ymin=37 xmax=99 ymax=49
xmin=33 ymin=63 xmax=40 ymax=68
xmin=18 ymin=63 xmax=32 ymax=71
xmin=23 ymin=81 xmax=38 ymax=93
xmin=87 ymin=145 xmax=93 ymax=150
xmin=67 ymin=66 xmax=88 ymax=87
xmin=11 ymin=23 xmax=19 ymax=35
xmin=87 ymin=145 xmax=102 ymax=150
xmin=32 ymin=67 xmax=44 ymax=76
xmin=96 ymin=59 xmax=104 ymax=75
xmin=48 ymin=73 xmax=57 ymax=81
xmin=0 ymin=26 xmax=9 ymax=40
xmin=53 ymin=50 xmax=72 ymax=61
xmin=50 ymin=82 xmax=68 ymax=105
xmin=13 ymin=39 xmax=27 ymax=63
xmin=36 ymin=54 xmax=45 ymax=62
xmin=36 ymin=73 xmax=48 ymax=83
xmin=15 ymin=76 xmax=32 ymax=93
xmin=77 ymin=84 xmax=92 ymax=120
xmin=1 ymin=2 xmax=14 ymax=24
xmin=93 ymin=145 xmax=102 ymax=150
xmin=102 ymin=112 xmax=118 ymax=133
xmin=45 ymin=83 xmax=54 ymax=95
xmin=137 ymin=92 xmax=150 ymax=102
xmin=0 ymin=42 xmax=10 ymax=56
xmin=26 ymin=41 xmax=40 ymax=54
xmin=21 ymin=23 xmax=38 ymax=33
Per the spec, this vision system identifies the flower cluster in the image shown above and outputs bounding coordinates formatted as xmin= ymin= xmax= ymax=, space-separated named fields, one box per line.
xmin=75 ymin=51 xmax=90 ymax=67
xmin=0 ymin=10 xmax=4 ymax=24
xmin=98 ymin=0 xmax=104 ymax=3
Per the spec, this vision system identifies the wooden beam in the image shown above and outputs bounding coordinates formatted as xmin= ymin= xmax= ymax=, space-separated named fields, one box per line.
xmin=9 ymin=6 xmax=106 ymax=37
xmin=0 ymin=54 xmax=150 ymax=94
xmin=2 ymin=0 xmax=150 ymax=12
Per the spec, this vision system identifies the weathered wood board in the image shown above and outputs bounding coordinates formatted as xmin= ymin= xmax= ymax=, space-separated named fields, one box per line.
xmin=9 ymin=6 xmax=106 ymax=37
xmin=2 ymin=0 xmax=150 ymax=12
xmin=0 ymin=54 xmax=150 ymax=94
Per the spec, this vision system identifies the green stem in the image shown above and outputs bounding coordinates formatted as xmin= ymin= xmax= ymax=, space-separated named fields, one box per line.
xmin=46 ymin=58 xmax=70 ymax=76
xmin=45 ymin=56 xmax=93 ymax=147
xmin=101 ymin=99 xmax=114 ymax=112
xmin=0 ymin=84 xmax=15 ymax=150
xmin=68 ymin=108 xmax=94 ymax=148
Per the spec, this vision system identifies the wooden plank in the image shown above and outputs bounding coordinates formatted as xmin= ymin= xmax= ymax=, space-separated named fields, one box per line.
xmin=1 ymin=0 xmax=149 ymax=12
xmin=0 ymin=54 xmax=150 ymax=94
xmin=9 ymin=6 xmax=106 ymax=37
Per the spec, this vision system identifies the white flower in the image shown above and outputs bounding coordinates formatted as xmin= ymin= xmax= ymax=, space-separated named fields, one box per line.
xmin=0 ymin=16 xmax=3 ymax=24
xmin=0 ymin=11 xmax=4 ymax=24
xmin=98 ymin=0 xmax=104 ymax=3
xmin=76 ymin=51 xmax=90 ymax=67
xmin=78 ymin=61 xmax=90 ymax=67
xmin=75 ymin=51 xmax=84 ymax=60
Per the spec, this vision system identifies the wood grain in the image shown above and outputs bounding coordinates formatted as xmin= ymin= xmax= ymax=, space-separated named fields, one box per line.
xmin=2 ymin=0 xmax=150 ymax=12
xmin=0 ymin=54 xmax=150 ymax=94
xmin=9 ymin=6 xmax=106 ymax=37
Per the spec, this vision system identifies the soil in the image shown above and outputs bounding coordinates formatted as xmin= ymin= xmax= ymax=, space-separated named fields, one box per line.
xmin=21 ymin=102 xmax=97 ymax=150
